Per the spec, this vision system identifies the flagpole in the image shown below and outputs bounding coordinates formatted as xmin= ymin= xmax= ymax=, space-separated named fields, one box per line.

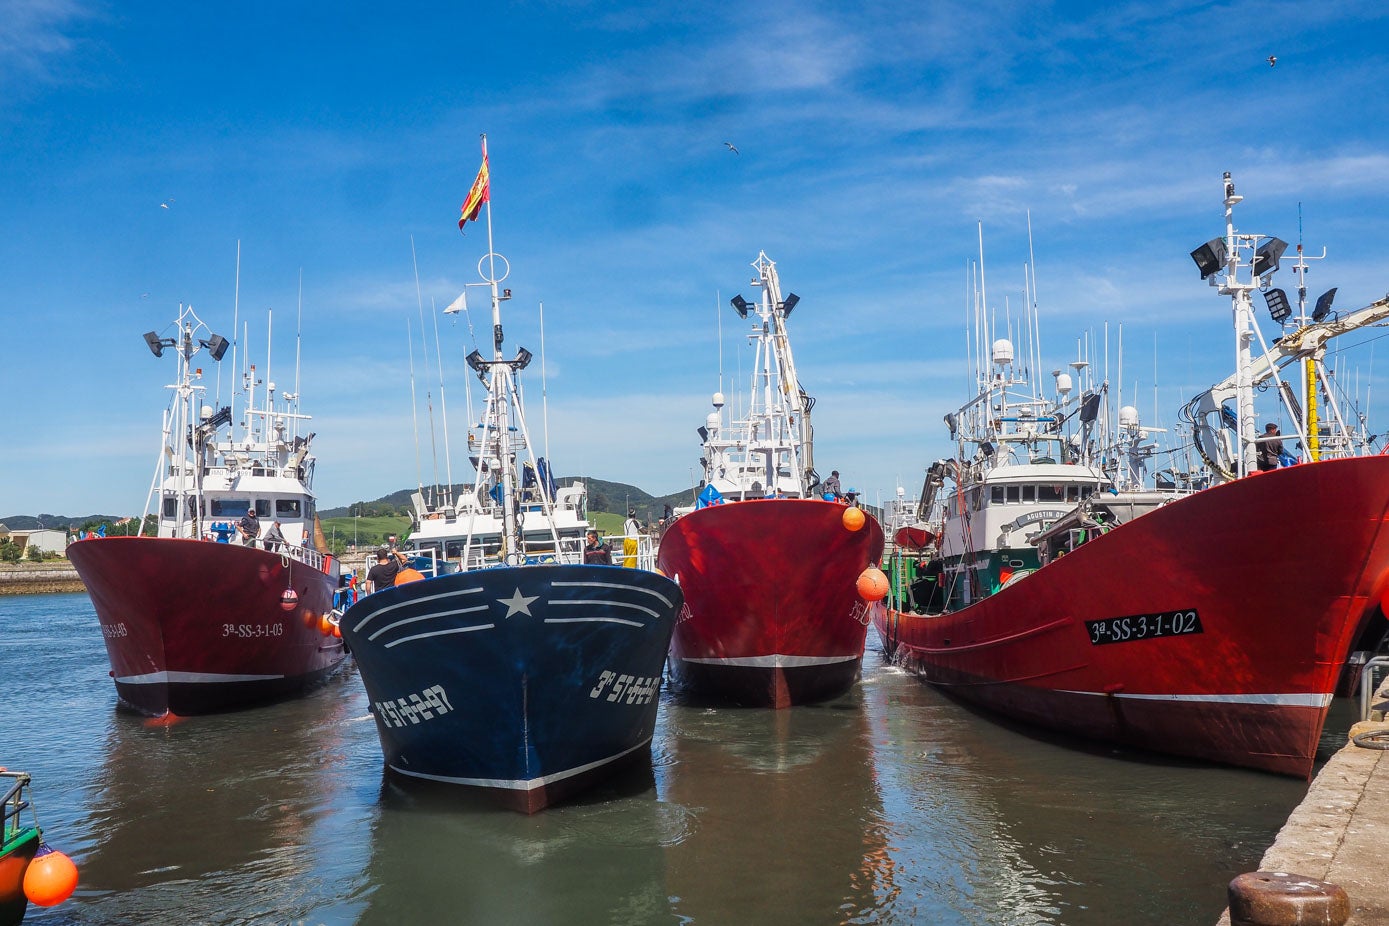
xmin=481 ymin=134 xmax=502 ymax=362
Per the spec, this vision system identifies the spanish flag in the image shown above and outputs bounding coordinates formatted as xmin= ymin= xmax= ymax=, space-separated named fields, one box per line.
xmin=458 ymin=143 xmax=490 ymax=231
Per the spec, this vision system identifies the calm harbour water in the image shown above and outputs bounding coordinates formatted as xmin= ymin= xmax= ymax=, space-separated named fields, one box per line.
xmin=0 ymin=593 xmax=1326 ymax=925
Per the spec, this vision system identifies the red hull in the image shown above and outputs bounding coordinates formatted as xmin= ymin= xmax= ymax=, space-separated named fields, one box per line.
xmin=68 ymin=537 xmax=347 ymax=715
xmin=658 ymin=499 xmax=885 ymax=707
xmin=874 ymin=456 xmax=1389 ymax=777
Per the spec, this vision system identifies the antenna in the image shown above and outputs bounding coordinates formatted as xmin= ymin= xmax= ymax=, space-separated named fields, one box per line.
xmin=230 ymin=241 xmax=241 ymax=439
xmin=430 ymin=297 xmax=454 ymax=505
xmin=540 ymin=300 xmax=550 ymax=463
xmin=407 ymin=317 xmax=422 ymax=490
xmin=412 ymin=235 xmax=441 ymax=501
xmin=294 ymin=268 xmax=303 ymax=437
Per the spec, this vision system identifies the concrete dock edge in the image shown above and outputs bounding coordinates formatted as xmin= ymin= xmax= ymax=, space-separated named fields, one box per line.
xmin=1217 ymin=719 xmax=1389 ymax=925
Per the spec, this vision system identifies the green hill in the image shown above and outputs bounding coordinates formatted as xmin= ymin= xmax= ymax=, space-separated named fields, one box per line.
xmin=320 ymin=477 xmax=700 ymax=523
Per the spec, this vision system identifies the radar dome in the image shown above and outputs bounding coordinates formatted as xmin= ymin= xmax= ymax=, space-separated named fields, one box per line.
xmin=712 ymin=392 xmax=725 ymax=408
xmin=991 ymin=339 xmax=1014 ymax=366
xmin=1054 ymin=372 xmax=1073 ymax=396
xmin=1119 ymin=405 xmax=1139 ymax=428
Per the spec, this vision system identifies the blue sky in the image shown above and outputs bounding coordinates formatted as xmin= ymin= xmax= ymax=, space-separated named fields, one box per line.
xmin=3 ymin=1 xmax=1388 ymax=518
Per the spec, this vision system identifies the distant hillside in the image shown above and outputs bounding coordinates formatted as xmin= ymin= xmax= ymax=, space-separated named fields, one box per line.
xmin=320 ymin=476 xmax=700 ymax=520
xmin=0 ymin=514 xmax=127 ymax=531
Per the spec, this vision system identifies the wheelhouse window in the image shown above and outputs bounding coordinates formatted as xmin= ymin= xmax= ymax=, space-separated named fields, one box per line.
xmin=275 ymin=499 xmax=302 ymax=518
xmin=990 ymin=486 xmax=1005 ymax=505
xmin=1005 ymin=486 xmax=1020 ymax=503
xmin=1021 ymin=485 xmax=1036 ymax=503
xmin=1038 ymin=485 xmax=1064 ymax=502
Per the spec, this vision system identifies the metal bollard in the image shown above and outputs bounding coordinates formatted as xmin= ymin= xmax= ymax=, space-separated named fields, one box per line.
xmin=1228 ymin=871 xmax=1349 ymax=926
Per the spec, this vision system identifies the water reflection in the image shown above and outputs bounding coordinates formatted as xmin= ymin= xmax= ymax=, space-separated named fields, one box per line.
xmin=356 ymin=767 xmax=685 ymax=926
xmin=70 ymin=672 xmax=370 ymax=924
xmin=0 ymin=596 xmax=1311 ymax=926
xmin=861 ymin=644 xmax=1308 ymax=925
xmin=658 ymin=692 xmax=893 ymax=925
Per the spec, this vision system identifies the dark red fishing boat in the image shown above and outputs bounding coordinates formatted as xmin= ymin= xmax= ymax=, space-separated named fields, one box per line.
xmin=876 ymin=174 xmax=1389 ymax=777
xmin=68 ymin=305 xmax=347 ymax=716
xmin=658 ymin=253 xmax=886 ymax=708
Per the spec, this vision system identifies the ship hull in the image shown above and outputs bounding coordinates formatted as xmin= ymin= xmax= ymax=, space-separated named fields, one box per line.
xmin=68 ymin=537 xmax=347 ymax=716
xmin=874 ymin=456 xmax=1389 ymax=778
xmin=0 ymin=827 xmax=38 ymax=926
xmin=658 ymin=499 xmax=886 ymax=707
xmin=341 ymin=563 xmax=681 ymax=813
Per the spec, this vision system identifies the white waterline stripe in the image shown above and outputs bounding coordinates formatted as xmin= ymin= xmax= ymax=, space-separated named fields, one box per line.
xmin=387 ymin=738 xmax=651 ymax=791
xmin=1058 ymin=689 xmax=1332 ymax=708
xmin=679 ymin=654 xmax=859 ymax=668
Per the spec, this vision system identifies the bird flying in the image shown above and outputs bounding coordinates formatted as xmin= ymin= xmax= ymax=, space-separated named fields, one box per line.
xmin=1268 ymin=55 xmax=1277 ymax=67
xmin=160 ymin=198 xmax=174 ymax=209
xmin=724 ymin=142 xmax=739 ymax=155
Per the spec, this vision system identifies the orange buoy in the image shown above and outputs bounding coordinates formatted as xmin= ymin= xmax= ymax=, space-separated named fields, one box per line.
xmin=23 ymin=845 xmax=78 ymax=907
xmin=394 ymin=568 xmax=425 ymax=585
xmin=842 ymin=507 xmax=866 ymax=532
xmin=280 ymin=588 xmax=299 ymax=612
xmin=319 ymin=613 xmax=334 ymax=635
xmin=856 ymin=566 xmax=889 ymax=601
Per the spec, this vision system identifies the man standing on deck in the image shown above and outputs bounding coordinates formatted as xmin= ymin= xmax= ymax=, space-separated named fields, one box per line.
xmin=821 ymin=470 xmax=842 ymax=500
xmin=237 ymin=508 xmax=261 ymax=547
xmin=1256 ymin=423 xmax=1284 ymax=472
xmin=366 ymin=548 xmax=405 ymax=593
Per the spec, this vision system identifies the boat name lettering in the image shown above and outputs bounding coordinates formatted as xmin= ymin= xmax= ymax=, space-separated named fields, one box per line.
xmin=1086 ymin=610 xmax=1202 ymax=646
xmin=100 ymin=622 xmax=128 ymax=639
xmin=1008 ymin=509 xmax=1069 ymax=530
xmin=220 ymin=623 xmax=285 ymax=639
xmin=373 ymin=684 xmax=454 ymax=729
xmin=589 ymin=670 xmax=660 ymax=705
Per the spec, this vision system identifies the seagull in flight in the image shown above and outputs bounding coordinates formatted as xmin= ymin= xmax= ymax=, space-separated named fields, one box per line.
xmin=160 ymin=198 xmax=174 ymax=209
xmin=724 ymin=141 xmax=739 ymax=155
xmin=1267 ymin=55 xmax=1277 ymax=67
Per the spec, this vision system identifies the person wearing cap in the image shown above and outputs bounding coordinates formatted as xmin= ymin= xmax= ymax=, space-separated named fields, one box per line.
xmin=844 ymin=487 xmax=861 ymax=508
xmin=237 ymin=507 xmax=261 ymax=547
xmin=366 ymin=547 xmax=405 ymax=593
xmin=621 ymin=509 xmax=640 ymax=567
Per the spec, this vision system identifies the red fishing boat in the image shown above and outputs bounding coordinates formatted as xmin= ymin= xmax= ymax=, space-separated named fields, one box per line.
xmin=876 ymin=174 xmax=1389 ymax=777
xmin=68 ymin=304 xmax=347 ymax=716
xmin=658 ymin=252 xmax=886 ymax=708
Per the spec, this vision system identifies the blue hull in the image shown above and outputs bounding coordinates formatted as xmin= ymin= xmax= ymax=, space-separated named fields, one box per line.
xmin=341 ymin=563 xmax=681 ymax=812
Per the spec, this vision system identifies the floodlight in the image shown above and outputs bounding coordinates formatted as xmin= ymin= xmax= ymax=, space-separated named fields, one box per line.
xmin=514 ymin=347 xmax=533 ymax=370
xmin=465 ymin=349 xmax=485 ymax=372
xmin=144 ymin=331 xmax=178 ymax=358
xmin=1263 ymin=288 xmax=1292 ymax=324
xmin=731 ymin=295 xmax=750 ymax=318
xmin=781 ymin=293 xmax=800 ymax=317
xmin=1312 ymin=287 xmax=1337 ymax=322
xmin=944 ymin=412 xmax=957 ymax=439
xmin=202 ymin=333 xmax=230 ymax=361
xmin=1190 ymin=238 xmax=1227 ymax=279
xmin=1252 ymin=238 xmax=1288 ymax=278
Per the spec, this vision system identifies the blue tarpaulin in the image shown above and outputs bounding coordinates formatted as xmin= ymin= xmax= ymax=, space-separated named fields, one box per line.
xmin=696 ymin=484 xmax=724 ymax=509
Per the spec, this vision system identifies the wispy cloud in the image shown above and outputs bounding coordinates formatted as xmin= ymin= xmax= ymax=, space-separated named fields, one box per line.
xmin=0 ymin=0 xmax=97 ymax=95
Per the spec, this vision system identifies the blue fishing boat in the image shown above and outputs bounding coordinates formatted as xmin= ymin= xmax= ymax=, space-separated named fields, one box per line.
xmin=340 ymin=136 xmax=681 ymax=813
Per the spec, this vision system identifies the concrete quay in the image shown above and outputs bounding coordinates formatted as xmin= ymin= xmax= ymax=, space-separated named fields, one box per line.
xmin=0 ymin=564 xmax=85 ymax=595
xmin=1217 ymin=700 xmax=1389 ymax=925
